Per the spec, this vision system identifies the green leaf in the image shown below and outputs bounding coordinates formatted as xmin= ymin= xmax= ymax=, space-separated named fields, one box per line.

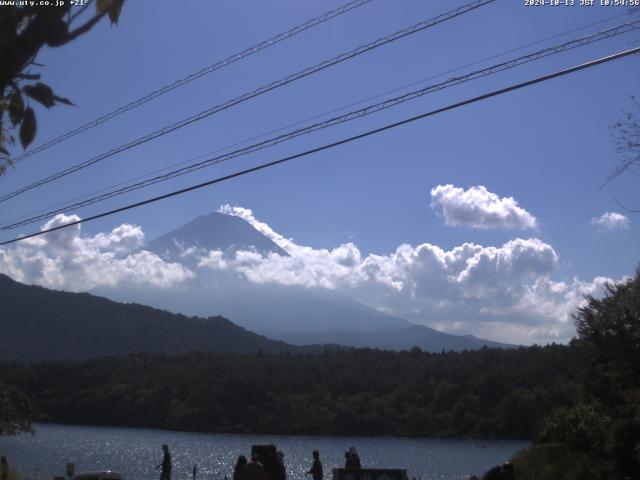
xmin=96 ymin=0 xmax=124 ymax=24
xmin=19 ymin=107 xmax=36 ymax=149
xmin=108 ymin=0 xmax=125 ymax=24
xmin=9 ymin=91 xmax=24 ymax=127
xmin=23 ymin=83 xmax=55 ymax=109
xmin=95 ymin=0 xmax=111 ymax=13
xmin=53 ymin=95 xmax=74 ymax=106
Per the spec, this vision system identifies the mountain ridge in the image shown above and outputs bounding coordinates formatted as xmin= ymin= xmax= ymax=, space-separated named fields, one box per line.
xmin=1 ymin=272 xmax=515 ymax=363
xmin=0 ymin=273 xmax=305 ymax=362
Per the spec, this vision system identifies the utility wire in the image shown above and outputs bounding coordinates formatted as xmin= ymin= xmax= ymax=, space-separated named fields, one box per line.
xmin=3 ymin=19 xmax=639 ymax=230
xmin=9 ymin=0 xmax=374 ymax=165
xmin=2 ymin=45 xmax=638 ymax=247
xmin=0 ymin=0 xmax=495 ymax=204
xmin=10 ymin=11 xmax=630 ymax=234
xmin=4 ymin=19 xmax=637 ymax=229
xmin=335 ymin=10 xmax=634 ymax=113
xmin=5 ymin=9 xmax=628 ymax=229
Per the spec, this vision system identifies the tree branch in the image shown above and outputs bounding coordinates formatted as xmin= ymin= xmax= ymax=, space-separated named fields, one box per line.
xmin=65 ymin=7 xmax=109 ymax=43
xmin=15 ymin=73 xmax=41 ymax=80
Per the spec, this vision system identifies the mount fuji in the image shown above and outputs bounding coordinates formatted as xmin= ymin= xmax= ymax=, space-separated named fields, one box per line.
xmin=96 ymin=211 xmax=514 ymax=352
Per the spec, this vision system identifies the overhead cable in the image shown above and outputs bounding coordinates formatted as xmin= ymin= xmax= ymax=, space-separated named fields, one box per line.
xmin=2 ymin=45 xmax=638 ymax=246
xmin=3 ymin=19 xmax=638 ymax=230
xmin=9 ymin=0 xmax=374 ymax=165
xmin=0 ymin=0 xmax=495 ymax=204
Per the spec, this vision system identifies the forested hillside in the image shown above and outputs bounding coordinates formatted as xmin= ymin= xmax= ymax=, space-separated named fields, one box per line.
xmin=0 ymin=274 xmax=299 ymax=360
xmin=0 ymin=344 xmax=581 ymax=438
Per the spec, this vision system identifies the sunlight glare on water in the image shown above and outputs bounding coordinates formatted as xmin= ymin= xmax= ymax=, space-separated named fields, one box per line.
xmin=0 ymin=424 xmax=528 ymax=480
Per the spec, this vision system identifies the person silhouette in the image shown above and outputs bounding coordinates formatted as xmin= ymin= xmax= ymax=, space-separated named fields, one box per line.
xmin=348 ymin=448 xmax=361 ymax=469
xmin=305 ymin=450 xmax=322 ymax=480
xmin=155 ymin=444 xmax=172 ymax=480
xmin=1 ymin=456 xmax=8 ymax=480
xmin=233 ymin=455 xmax=248 ymax=480
xmin=242 ymin=452 xmax=266 ymax=480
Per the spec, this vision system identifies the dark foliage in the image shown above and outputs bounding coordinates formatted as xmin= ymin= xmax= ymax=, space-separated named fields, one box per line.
xmin=0 ymin=1 xmax=124 ymax=173
xmin=0 ymin=382 xmax=36 ymax=435
xmin=0 ymin=274 xmax=302 ymax=361
xmin=514 ymin=268 xmax=640 ymax=479
xmin=0 ymin=344 xmax=582 ymax=438
xmin=608 ymin=96 xmax=640 ymax=188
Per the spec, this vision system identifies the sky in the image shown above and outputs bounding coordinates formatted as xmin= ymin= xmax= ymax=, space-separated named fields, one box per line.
xmin=0 ymin=0 xmax=639 ymax=344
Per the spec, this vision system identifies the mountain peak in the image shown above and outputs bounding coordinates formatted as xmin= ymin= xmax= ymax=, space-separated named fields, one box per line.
xmin=147 ymin=211 xmax=288 ymax=259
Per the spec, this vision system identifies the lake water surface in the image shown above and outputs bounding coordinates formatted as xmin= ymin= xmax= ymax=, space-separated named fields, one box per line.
xmin=0 ymin=424 xmax=528 ymax=480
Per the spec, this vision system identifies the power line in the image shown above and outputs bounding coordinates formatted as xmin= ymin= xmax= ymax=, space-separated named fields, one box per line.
xmin=340 ymin=10 xmax=634 ymax=111
xmin=0 ymin=0 xmax=495 ymax=204
xmin=9 ymin=0 xmax=374 ymax=165
xmin=2 ymin=45 xmax=638 ymax=247
xmin=4 ymin=19 xmax=637 ymax=229
xmin=4 ymin=19 xmax=639 ymax=230
xmin=6 ymin=8 xmax=626 ymax=230
xmin=13 ymin=9 xmax=629 ymax=234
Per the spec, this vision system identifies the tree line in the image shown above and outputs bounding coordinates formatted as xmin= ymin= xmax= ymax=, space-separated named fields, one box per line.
xmin=0 ymin=343 xmax=582 ymax=439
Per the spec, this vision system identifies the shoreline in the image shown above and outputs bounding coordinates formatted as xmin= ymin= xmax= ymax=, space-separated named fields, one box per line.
xmin=25 ymin=421 xmax=533 ymax=443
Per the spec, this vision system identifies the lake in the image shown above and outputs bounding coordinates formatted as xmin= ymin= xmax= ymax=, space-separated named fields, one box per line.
xmin=0 ymin=424 xmax=528 ymax=480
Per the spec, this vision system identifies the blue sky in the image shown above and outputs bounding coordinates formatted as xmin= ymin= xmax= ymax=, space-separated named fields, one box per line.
xmin=0 ymin=0 xmax=638 ymax=343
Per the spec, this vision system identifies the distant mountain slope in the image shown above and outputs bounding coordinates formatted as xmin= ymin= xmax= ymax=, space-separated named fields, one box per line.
xmin=95 ymin=279 xmax=411 ymax=337
xmin=0 ymin=274 xmax=299 ymax=362
xmin=147 ymin=211 xmax=288 ymax=259
xmin=196 ymin=282 xmax=413 ymax=332
xmin=137 ymin=211 xmax=411 ymax=333
xmin=128 ymin=211 xmax=517 ymax=352
xmin=275 ymin=324 xmax=517 ymax=351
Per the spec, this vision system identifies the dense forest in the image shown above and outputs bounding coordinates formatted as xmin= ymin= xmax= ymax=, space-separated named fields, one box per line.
xmin=0 ymin=344 xmax=581 ymax=438
xmin=1 ymin=269 xmax=638 ymax=479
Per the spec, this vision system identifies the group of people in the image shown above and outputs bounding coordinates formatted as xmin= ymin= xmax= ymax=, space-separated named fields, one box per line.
xmin=156 ymin=445 xmax=363 ymax=480
xmin=155 ymin=444 xmax=516 ymax=480
xmin=232 ymin=449 xmax=287 ymax=480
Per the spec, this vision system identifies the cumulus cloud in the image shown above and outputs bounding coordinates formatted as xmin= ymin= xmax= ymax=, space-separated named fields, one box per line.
xmin=0 ymin=209 xmax=616 ymax=345
xmin=218 ymin=204 xmax=298 ymax=253
xmin=430 ymin=184 xmax=538 ymax=230
xmin=207 ymin=206 xmax=610 ymax=344
xmin=0 ymin=214 xmax=193 ymax=291
xmin=591 ymin=212 xmax=629 ymax=231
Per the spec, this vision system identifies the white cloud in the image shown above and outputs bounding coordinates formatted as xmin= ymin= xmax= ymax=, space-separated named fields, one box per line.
xmin=430 ymin=184 xmax=538 ymax=230
xmin=0 ymin=214 xmax=193 ymax=291
xmin=206 ymin=206 xmax=611 ymax=344
xmin=0 ymin=209 xmax=617 ymax=345
xmin=218 ymin=204 xmax=298 ymax=253
xmin=591 ymin=212 xmax=629 ymax=231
